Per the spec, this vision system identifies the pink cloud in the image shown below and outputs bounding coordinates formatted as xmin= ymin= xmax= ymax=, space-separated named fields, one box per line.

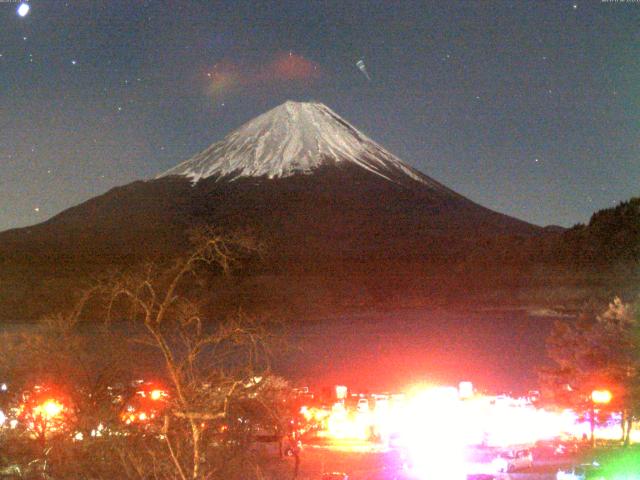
xmin=258 ymin=52 xmax=321 ymax=82
xmin=204 ymin=53 xmax=321 ymax=97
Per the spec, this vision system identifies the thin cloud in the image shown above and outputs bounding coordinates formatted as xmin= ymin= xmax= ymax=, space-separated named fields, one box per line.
xmin=205 ymin=53 xmax=322 ymax=97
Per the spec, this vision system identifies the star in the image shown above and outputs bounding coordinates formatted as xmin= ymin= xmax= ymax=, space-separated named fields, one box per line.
xmin=71 ymin=60 xmax=77 ymax=65
xmin=573 ymin=3 xmax=578 ymax=9
xmin=17 ymin=3 xmax=30 ymax=17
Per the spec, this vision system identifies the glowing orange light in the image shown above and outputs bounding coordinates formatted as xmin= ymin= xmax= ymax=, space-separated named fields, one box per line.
xmin=299 ymin=406 xmax=311 ymax=421
xmin=43 ymin=400 xmax=63 ymax=417
xmin=150 ymin=390 xmax=162 ymax=401
xmin=591 ymin=389 xmax=612 ymax=404
xmin=138 ymin=412 xmax=147 ymax=421
xmin=33 ymin=400 xmax=63 ymax=419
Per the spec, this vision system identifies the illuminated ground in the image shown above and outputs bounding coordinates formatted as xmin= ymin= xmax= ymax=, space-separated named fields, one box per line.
xmin=284 ymin=441 xmax=640 ymax=479
xmin=289 ymin=441 xmax=580 ymax=480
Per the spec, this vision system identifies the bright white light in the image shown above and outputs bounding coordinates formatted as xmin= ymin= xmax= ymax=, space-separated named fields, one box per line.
xmin=401 ymin=387 xmax=467 ymax=480
xmin=17 ymin=3 xmax=30 ymax=17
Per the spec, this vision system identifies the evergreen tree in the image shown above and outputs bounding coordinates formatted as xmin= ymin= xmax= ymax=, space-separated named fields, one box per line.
xmin=542 ymin=297 xmax=640 ymax=445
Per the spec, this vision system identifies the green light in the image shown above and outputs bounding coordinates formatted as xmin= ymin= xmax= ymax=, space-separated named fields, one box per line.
xmin=596 ymin=448 xmax=640 ymax=479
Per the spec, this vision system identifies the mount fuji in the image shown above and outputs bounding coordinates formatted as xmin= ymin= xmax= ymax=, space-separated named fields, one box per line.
xmin=0 ymin=101 xmax=547 ymax=319
xmin=160 ymin=101 xmax=447 ymax=190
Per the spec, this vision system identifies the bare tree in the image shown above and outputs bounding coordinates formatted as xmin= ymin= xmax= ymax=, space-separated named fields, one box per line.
xmin=0 ymin=229 xmax=291 ymax=479
xmin=0 ymin=287 xmax=136 ymax=478
xmin=108 ymin=228 xmax=289 ymax=480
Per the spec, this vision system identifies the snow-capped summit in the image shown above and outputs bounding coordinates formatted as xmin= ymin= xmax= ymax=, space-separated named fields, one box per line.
xmin=159 ymin=101 xmax=444 ymax=190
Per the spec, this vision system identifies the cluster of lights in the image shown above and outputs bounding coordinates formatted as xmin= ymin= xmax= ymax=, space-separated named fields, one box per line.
xmin=121 ymin=386 xmax=168 ymax=425
xmin=301 ymin=384 xmax=625 ymax=478
xmin=308 ymin=385 xmax=578 ymax=447
xmin=15 ymin=394 xmax=69 ymax=438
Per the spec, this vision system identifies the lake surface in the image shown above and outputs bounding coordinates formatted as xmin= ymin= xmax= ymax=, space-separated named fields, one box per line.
xmin=272 ymin=307 xmax=562 ymax=394
xmin=1 ymin=307 xmax=563 ymax=394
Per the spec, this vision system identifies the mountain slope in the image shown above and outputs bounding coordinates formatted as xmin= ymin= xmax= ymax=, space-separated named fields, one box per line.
xmin=0 ymin=101 xmax=549 ymax=320
xmin=3 ymin=102 xmax=540 ymax=261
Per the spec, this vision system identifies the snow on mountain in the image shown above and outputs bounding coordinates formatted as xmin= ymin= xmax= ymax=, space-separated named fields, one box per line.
xmin=159 ymin=101 xmax=446 ymax=191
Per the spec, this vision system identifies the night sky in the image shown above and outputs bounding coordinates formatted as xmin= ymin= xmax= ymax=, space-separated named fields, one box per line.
xmin=1 ymin=0 xmax=638 ymax=231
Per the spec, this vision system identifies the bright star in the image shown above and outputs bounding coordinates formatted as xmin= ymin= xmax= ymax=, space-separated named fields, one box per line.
xmin=17 ymin=3 xmax=30 ymax=17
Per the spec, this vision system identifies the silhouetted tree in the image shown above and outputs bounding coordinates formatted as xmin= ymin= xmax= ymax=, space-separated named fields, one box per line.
xmin=107 ymin=227 xmax=290 ymax=479
xmin=0 ymin=228 xmax=292 ymax=479
xmin=542 ymin=296 xmax=640 ymax=446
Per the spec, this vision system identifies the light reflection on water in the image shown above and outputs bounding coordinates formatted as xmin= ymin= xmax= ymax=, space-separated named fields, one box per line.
xmin=273 ymin=308 xmax=561 ymax=393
